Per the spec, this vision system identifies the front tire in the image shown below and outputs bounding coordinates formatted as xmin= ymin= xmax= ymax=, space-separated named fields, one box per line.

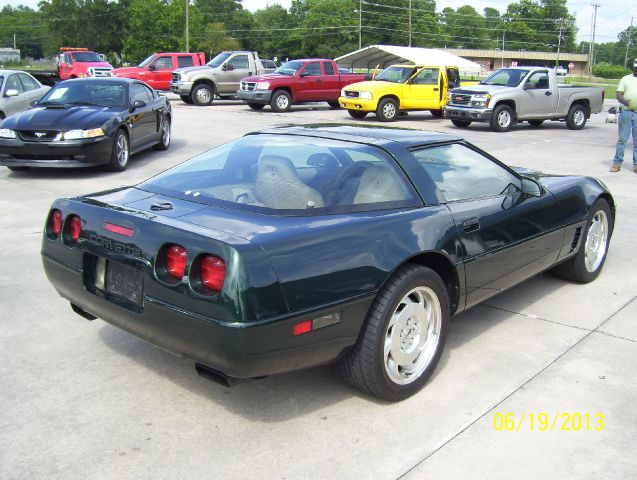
xmin=248 ymin=103 xmax=265 ymax=111
xmin=192 ymin=84 xmax=214 ymax=106
xmin=152 ymin=117 xmax=171 ymax=151
xmin=451 ymin=119 xmax=471 ymax=128
xmin=566 ymin=104 xmax=587 ymax=130
xmin=107 ymin=129 xmax=129 ymax=172
xmin=376 ymin=98 xmax=399 ymax=122
xmin=180 ymin=95 xmax=193 ymax=104
xmin=490 ymin=104 xmax=515 ymax=132
xmin=335 ymin=264 xmax=449 ymax=401
xmin=430 ymin=109 xmax=443 ymax=117
xmin=551 ymin=199 xmax=613 ymax=283
xmin=270 ymin=89 xmax=292 ymax=112
xmin=327 ymin=100 xmax=341 ymax=109
xmin=348 ymin=109 xmax=367 ymax=119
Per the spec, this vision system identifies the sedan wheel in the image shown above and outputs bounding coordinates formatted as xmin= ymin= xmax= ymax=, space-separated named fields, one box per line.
xmin=153 ymin=117 xmax=171 ymax=151
xmin=107 ymin=130 xmax=129 ymax=171
xmin=584 ymin=209 xmax=609 ymax=273
xmin=335 ymin=264 xmax=449 ymax=401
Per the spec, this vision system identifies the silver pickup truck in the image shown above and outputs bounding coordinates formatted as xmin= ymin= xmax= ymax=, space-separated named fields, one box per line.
xmin=170 ymin=51 xmax=276 ymax=106
xmin=443 ymin=67 xmax=604 ymax=132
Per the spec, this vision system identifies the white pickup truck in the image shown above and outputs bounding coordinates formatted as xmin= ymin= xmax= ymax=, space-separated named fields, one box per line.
xmin=443 ymin=66 xmax=604 ymax=132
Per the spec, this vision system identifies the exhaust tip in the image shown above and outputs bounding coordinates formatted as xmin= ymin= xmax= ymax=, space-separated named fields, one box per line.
xmin=195 ymin=363 xmax=242 ymax=387
xmin=70 ymin=303 xmax=97 ymax=320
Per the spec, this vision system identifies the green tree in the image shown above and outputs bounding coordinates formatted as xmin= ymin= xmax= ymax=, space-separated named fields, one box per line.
xmin=0 ymin=5 xmax=45 ymax=59
xmin=441 ymin=5 xmax=488 ymax=49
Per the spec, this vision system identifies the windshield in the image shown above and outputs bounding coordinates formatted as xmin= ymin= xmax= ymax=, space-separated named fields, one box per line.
xmin=138 ymin=53 xmax=157 ymax=68
xmin=207 ymin=52 xmax=231 ymax=68
xmin=375 ymin=66 xmax=417 ymax=83
xmin=71 ymin=52 xmax=103 ymax=63
xmin=480 ymin=69 xmax=530 ymax=87
xmin=275 ymin=61 xmax=304 ymax=76
xmin=39 ymin=81 xmax=127 ymax=108
xmin=140 ymin=134 xmax=418 ymax=214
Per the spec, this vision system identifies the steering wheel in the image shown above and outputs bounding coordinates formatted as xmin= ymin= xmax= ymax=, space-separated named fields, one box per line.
xmin=328 ymin=161 xmax=373 ymax=206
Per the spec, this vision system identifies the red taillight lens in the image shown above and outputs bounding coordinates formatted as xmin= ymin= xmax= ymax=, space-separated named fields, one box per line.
xmin=166 ymin=245 xmax=187 ymax=279
xmin=68 ymin=215 xmax=81 ymax=243
xmin=49 ymin=209 xmax=62 ymax=238
xmin=200 ymin=255 xmax=226 ymax=292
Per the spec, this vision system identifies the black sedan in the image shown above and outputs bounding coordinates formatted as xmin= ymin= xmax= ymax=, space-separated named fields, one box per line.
xmin=0 ymin=78 xmax=171 ymax=171
xmin=41 ymin=125 xmax=614 ymax=401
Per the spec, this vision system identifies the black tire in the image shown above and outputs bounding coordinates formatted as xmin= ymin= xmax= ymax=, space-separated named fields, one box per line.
xmin=451 ymin=119 xmax=471 ymax=128
xmin=566 ymin=104 xmax=587 ymax=130
xmin=376 ymin=97 xmax=399 ymax=122
xmin=106 ymin=129 xmax=129 ymax=172
xmin=248 ymin=103 xmax=265 ymax=111
xmin=7 ymin=166 xmax=29 ymax=171
xmin=490 ymin=104 xmax=515 ymax=132
xmin=180 ymin=95 xmax=194 ymax=104
xmin=551 ymin=198 xmax=613 ymax=283
xmin=348 ymin=110 xmax=367 ymax=119
xmin=0 ymin=111 xmax=5 ymax=120
xmin=270 ymin=89 xmax=292 ymax=112
xmin=335 ymin=264 xmax=449 ymax=401
xmin=152 ymin=116 xmax=171 ymax=151
xmin=430 ymin=109 xmax=443 ymax=117
xmin=528 ymin=120 xmax=544 ymax=127
xmin=327 ymin=100 xmax=341 ymax=109
xmin=192 ymin=84 xmax=215 ymax=106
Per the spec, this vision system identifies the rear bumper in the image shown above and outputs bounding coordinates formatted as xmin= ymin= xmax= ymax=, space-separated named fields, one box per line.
xmin=339 ymin=96 xmax=377 ymax=112
xmin=42 ymin=251 xmax=371 ymax=379
xmin=0 ymin=136 xmax=112 ymax=168
xmin=236 ymin=90 xmax=272 ymax=104
xmin=443 ymin=106 xmax=493 ymax=122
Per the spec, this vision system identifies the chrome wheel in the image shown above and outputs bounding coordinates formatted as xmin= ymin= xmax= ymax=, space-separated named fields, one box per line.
xmin=384 ymin=286 xmax=442 ymax=385
xmin=497 ymin=109 xmax=511 ymax=128
xmin=584 ymin=209 xmax=609 ymax=272
xmin=161 ymin=119 xmax=170 ymax=147
xmin=382 ymin=102 xmax=397 ymax=119
xmin=116 ymin=134 xmax=128 ymax=167
xmin=275 ymin=94 xmax=289 ymax=110
xmin=196 ymin=88 xmax=211 ymax=104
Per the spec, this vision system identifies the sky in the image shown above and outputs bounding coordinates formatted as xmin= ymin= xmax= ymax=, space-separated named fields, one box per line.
xmin=0 ymin=0 xmax=628 ymax=45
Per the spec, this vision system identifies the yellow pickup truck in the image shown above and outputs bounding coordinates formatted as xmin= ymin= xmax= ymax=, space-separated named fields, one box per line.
xmin=339 ymin=64 xmax=464 ymax=121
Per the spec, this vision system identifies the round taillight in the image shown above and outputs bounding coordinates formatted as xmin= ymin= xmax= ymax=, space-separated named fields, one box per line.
xmin=68 ymin=215 xmax=81 ymax=243
xmin=166 ymin=245 xmax=187 ymax=280
xmin=48 ymin=209 xmax=63 ymax=238
xmin=200 ymin=255 xmax=226 ymax=293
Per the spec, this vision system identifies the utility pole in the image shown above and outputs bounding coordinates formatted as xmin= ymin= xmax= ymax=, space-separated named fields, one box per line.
xmin=185 ymin=0 xmax=190 ymax=52
xmin=359 ymin=0 xmax=362 ymax=50
xmin=408 ymin=0 xmax=412 ymax=47
xmin=589 ymin=3 xmax=601 ymax=78
xmin=625 ymin=16 xmax=634 ymax=68
xmin=556 ymin=18 xmax=564 ymax=67
xmin=13 ymin=33 xmax=16 ymax=50
xmin=501 ymin=31 xmax=505 ymax=68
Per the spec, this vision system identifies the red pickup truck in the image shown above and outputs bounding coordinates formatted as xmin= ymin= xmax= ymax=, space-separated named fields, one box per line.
xmin=113 ymin=52 xmax=205 ymax=91
xmin=237 ymin=59 xmax=368 ymax=112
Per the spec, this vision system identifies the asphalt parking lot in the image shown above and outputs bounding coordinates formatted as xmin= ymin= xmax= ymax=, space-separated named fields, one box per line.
xmin=1 ymin=97 xmax=636 ymax=479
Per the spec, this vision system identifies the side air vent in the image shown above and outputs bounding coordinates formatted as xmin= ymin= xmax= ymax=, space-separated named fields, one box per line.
xmin=570 ymin=227 xmax=582 ymax=252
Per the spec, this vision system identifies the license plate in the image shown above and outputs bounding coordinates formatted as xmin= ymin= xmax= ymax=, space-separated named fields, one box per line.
xmin=98 ymin=259 xmax=143 ymax=306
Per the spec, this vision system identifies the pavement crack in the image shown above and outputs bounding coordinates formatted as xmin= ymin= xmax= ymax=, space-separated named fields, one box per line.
xmin=481 ymin=303 xmax=592 ymax=332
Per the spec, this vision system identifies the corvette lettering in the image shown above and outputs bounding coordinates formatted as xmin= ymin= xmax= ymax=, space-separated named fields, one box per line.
xmin=88 ymin=232 xmax=142 ymax=257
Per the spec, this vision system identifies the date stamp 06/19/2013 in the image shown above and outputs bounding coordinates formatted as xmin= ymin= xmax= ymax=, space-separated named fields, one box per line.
xmin=493 ymin=412 xmax=605 ymax=432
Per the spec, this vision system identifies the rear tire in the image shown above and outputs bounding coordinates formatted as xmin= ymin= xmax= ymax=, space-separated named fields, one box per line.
xmin=335 ymin=264 xmax=449 ymax=401
xmin=106 ymin=129 xmax=129 ymax=172
xmin=348 ymin=110 xmax=367 ymax=119
xmin=270 ymin=90 xmax=292 ymax=112
xmin=490 ymin=104 xmax=515 ymax=132
xmin=180 ymin=95 xmax=194 ymax=104
xmin=248 ymin=103 xmax=265 ymax=111
xmin=551 ymin=199 xmax=613 ymax=283
xmin=451 ymin=119 xmax=471 ymax=128
xmin=430 ymin=109 xmax=443 ymax=117
xmin=376 ymin=98 xmax=399 ymax=122
xmin=566 ymin=104 xmax=587 ymax=130
xmin=192 ymin=84 xmax=214 ymax=106
xmin=327 ymin=100 xmax=341 ymax=109
xmin=152 ymin=117 xmax=171 ymax=151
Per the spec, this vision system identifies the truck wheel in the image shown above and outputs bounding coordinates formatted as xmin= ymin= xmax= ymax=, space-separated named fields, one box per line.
xmin=248 ymin=103 xmax=265 ymax=111
xmin=451 ymin=119 xmax=471 ymax=128
xmin=107 ymin=129 xmax=129 ymax=172
xmin=334 ymin=264 xmax=449 ymax=401
xmin=270 ymin=90 xmax=292 ymax=112
xmin=528 ymin=120 xmax=544 ymax=127
xmin=566 ymin=104 xmax=587 ymax=130
xmin=376 ymin=98 xmax=399 ymax=122
xmin=180 ymin=95 xmax=194 ymax=104
xmin=192 ymin=84 xmax=214 ymax=106
xmin=429 ymin=109 xmax=443 ymax=117
xmin=348 ymin=110 xmax=367 ymax=119
xmin=490 ymin=104 xmax=514 ymax=132
xmin=327 ymin=100 xmax=341 ymax=109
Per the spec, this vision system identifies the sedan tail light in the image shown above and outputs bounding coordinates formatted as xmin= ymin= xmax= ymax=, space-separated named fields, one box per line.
xmin=166 ymin=245 xmax=187 ymax=280
xmin=200 ymin=255 xmax=226 ymax=293
xmin=67 ymin=215 xmax=82 ymax=243
xmin=48 ymin=209 xmax=63 ymax=238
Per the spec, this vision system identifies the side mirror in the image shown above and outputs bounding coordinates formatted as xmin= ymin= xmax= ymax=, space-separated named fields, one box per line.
xmin=226 ymin=63 xmax=234 ymax=71
xmin=148 ymin=63 xmax=156 ymax=71
xmin=300 ymin=70 xmax=310 ymax=77
xmin=129 ymin=99 xmax=147 ymax=111
xmin=30 ymin=99 xmax=39 ymax=107
xmin=5 ymin=89 xmax=19 ymax=97
xmin=521 ymin=177 xmax=542 ymax=197
xmin=523 ymin=82 xmax=533 ymax=90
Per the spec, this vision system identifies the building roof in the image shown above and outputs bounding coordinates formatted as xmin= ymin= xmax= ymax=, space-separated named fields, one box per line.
xmin=441 ymin=48 xmax=588 ymax=62
xmin=335 ymin=45 xmax=482 ymax=75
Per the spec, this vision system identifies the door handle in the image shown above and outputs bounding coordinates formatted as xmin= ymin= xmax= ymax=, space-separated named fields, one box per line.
xmin=545 ymin=91 xmax=552 ymax=96
xmin=433 ymin=88 xmax=439 ymax=91
xmin=462 ymin=218 xmax=480 ymax=233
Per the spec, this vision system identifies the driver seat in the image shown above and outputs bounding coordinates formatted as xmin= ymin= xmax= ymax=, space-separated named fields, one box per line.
xmin=255 ymin=155 xmax=324 ymax=209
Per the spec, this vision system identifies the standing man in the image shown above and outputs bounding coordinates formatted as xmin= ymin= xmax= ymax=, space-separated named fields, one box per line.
xmin=611 ymin=59 xmax=637 ymax=173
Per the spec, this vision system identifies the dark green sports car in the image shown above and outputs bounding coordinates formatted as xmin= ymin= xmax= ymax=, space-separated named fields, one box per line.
xmin=41 ymin=125 xmax=615 ymax=401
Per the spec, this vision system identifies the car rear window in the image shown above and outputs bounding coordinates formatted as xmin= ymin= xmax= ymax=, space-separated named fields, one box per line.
xmin=140 ymin=134 xmax=419 ymax=215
